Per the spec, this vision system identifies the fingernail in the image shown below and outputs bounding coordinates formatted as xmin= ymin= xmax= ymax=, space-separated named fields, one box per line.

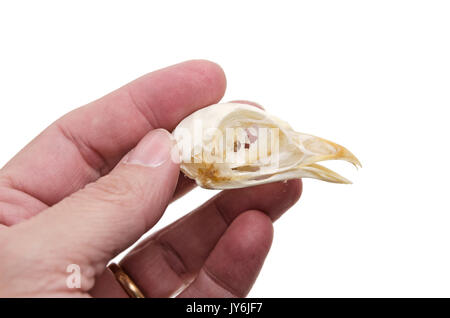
xmin=125 ymin=129 xmax=174 ymax=167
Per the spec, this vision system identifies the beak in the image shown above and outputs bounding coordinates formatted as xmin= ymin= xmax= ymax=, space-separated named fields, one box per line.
xmin=294 ymin=133 xmax=361 ymax=183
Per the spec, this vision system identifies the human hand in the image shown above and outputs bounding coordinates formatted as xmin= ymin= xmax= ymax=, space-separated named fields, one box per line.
xmin=0 ymin=60 xmax=302 ymax=297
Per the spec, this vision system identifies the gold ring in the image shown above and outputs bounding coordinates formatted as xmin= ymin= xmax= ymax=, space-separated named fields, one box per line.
xmin=108 ymin=263 xmax=145 ymax=298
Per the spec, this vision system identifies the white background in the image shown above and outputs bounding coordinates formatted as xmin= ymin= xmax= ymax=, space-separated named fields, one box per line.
xmin=1 ymin=1 xmax=450 ymax=297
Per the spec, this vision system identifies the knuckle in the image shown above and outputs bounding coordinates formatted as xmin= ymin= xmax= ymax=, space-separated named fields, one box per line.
xmin=85 ymin=173 xmax=146 ymax=209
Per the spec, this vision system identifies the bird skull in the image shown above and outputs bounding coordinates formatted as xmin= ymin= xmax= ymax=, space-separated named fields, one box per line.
xmin=172 ymin=103 xmax=361 ymax=189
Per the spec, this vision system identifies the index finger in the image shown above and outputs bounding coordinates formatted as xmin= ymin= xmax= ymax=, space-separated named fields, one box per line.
xmin=0 ymin=60 xmax=226 ymax=212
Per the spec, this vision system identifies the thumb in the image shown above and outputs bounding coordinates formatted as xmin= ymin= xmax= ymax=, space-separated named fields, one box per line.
xmin=10 ymin=129 xmax=180 ymax=287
